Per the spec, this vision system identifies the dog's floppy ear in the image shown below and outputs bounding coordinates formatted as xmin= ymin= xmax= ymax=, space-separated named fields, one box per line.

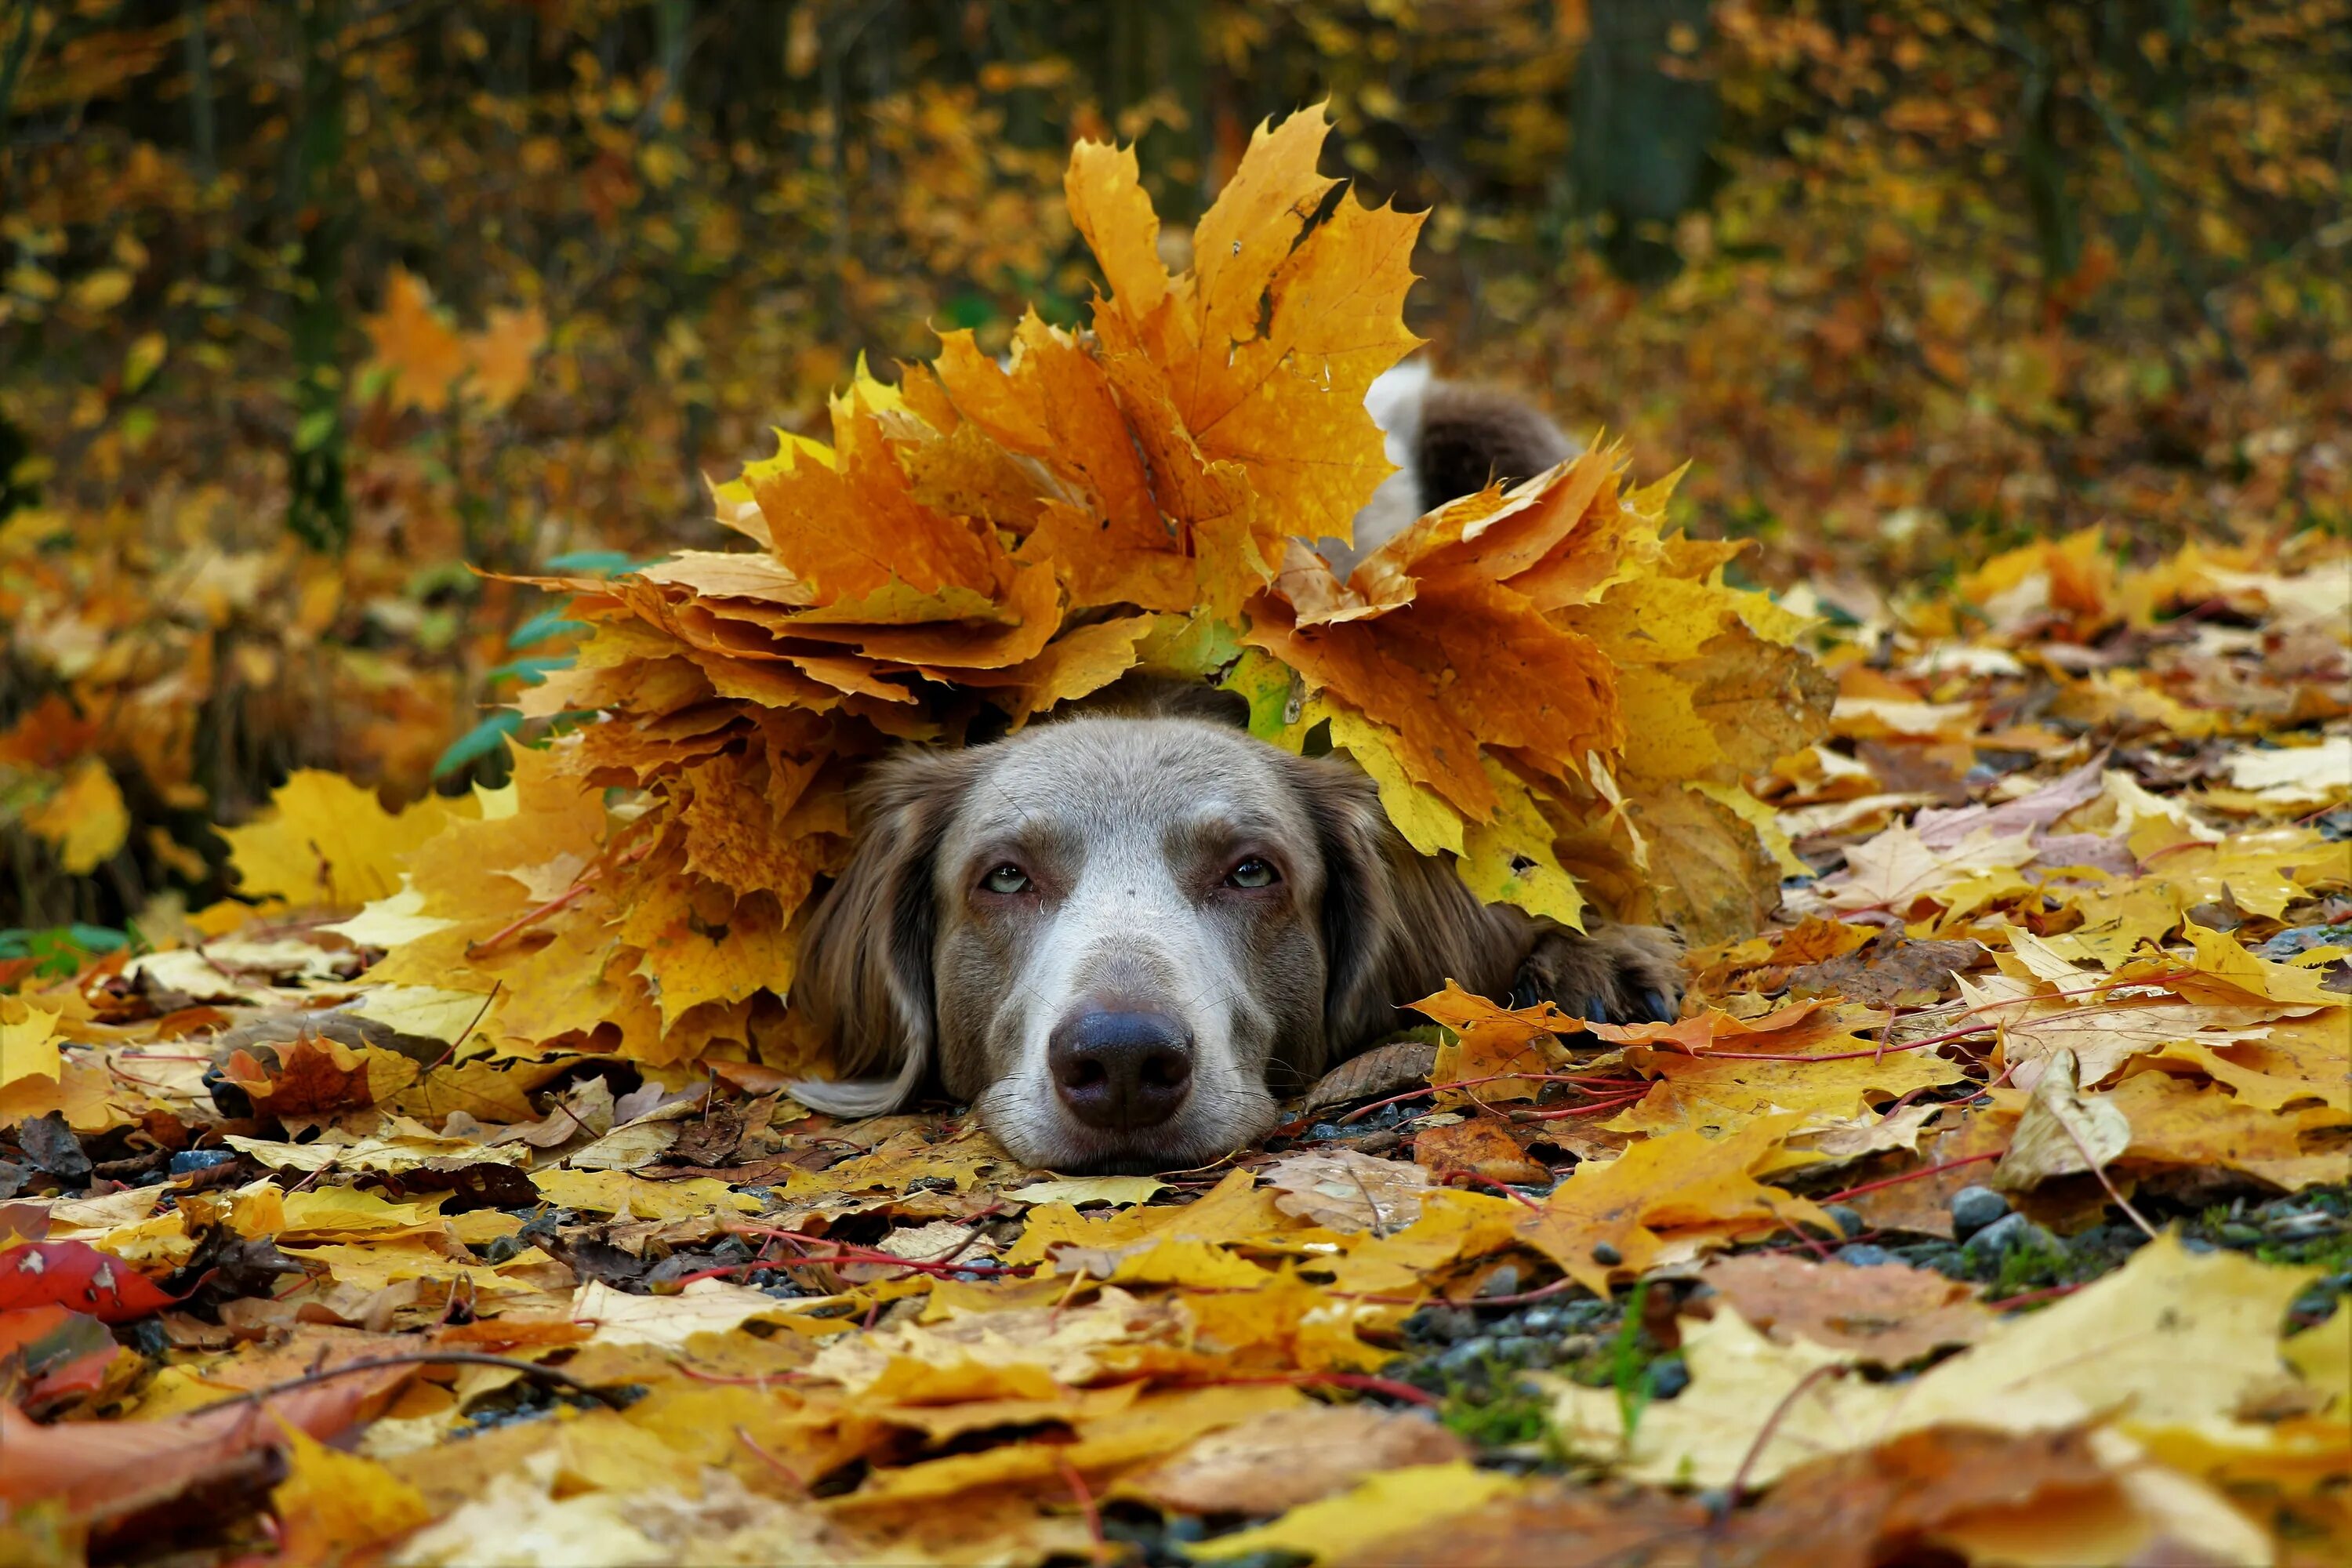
xmin=788 ymin=747 xmax=974 ymax=1118
xmin=1286 ymin=755 xmax=1408 ymax=1065
xmin=1288 ymin=750 xmax=1518 ymax=1062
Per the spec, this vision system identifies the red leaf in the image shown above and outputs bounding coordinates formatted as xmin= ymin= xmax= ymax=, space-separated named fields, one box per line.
xmin=0 ymin=1240 xmax=182 ymax=1323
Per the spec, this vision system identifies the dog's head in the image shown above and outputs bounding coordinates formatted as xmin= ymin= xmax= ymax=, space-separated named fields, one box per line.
xmin=788 ymin=715 xmax=1414 ymax=1171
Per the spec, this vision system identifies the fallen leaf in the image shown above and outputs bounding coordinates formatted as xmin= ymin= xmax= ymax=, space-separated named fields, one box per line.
xmin=1991 ymin=1046 xmax=2132 ymax=1192
xmin=1124 ymin=1403 xmax=1467 ymax=1517
xmin=1414 ymin=1116 xmax=1549 ymax=1185
xmin=1516 ymin=1116 xmax=1830 ymax=1296
xmin=1187 ymin=1461 xmax=1521 ymax=1564
xmin=1265 ymin=1148 xmax=1434 ymax=1232
xmin=1698 ymin=1252 xmax=1998 ymax=1363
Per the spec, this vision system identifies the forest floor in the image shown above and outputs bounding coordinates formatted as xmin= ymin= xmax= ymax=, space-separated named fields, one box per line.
xmin=2 ymin=528 xmax=2346 ymax=1568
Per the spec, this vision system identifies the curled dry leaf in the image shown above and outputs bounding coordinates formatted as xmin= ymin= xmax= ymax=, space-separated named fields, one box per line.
xmin=1264 ymin=1147 xmax=1435 ymax=1233
xmin=1991 ymin=1046 xmax=2132 ymax=1194
xmin=1301 ymin=1038 xmax=1441 ymax=1112
xmin=1414 ymin=1115 xmax=1550 ymax=1187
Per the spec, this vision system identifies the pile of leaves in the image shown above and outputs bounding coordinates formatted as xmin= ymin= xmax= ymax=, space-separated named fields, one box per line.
xmin=323 ymin=106 xmax=1828 ymax=1070
xmin=4 ymin=103 xmax=2350 ymax=1568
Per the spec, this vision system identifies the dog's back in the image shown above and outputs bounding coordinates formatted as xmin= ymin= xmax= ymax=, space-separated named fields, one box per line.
xmin=1318 ymin=364 xmax=1577 ymax=576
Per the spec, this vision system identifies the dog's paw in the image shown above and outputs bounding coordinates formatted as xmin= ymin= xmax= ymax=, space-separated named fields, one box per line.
xmin=1509 ymin=924 xmax=1686 ymax=1025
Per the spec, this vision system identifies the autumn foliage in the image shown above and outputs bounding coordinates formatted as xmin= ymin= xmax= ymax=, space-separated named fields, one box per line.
xmin=2 ymin=8 xmax=2350 ymax=1566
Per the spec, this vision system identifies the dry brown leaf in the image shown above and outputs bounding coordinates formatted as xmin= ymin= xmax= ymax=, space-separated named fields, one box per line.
xmin=1699 ymin=1252 xmax=1999 ymax=1364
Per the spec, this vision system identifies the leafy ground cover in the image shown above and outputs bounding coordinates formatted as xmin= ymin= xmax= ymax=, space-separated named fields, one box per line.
xmin=2 ymin=52 xmax=2348 ymax=1568
xmin=3 ymin=510 xmax=2344 ymax=1564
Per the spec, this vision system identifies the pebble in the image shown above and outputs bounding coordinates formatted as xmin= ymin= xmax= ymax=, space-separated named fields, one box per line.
xmin=2267 ymin=1210 xmax=2337 ymax=1241
xmin=2217 ymin=1222 xmax=2263 ymax=1247
xmin=1404 ymin=1305 xmax=1479 ymax=1344
xmin=169 ymin=1149 xmax=238 ymax=1177
xmin=1476 ymin=1265 xmax=1523 ymax=1299
xmin=1591 ymin=1242 xmax=1623 ymax=1266
xmin=1434 ymin=1337 xmax=1494 ymax=1375
xmin=1900 ymin=1243 xmax=1965 ymax=1276
xmin=1949 ymin=1185 xmax=2011 ymax=1240
xmin=1521 ymin=1305 xmax=1567 ymax=1334
xmin=1824 ymin=1204 xmax=1867 ymax=1239
xmin=1834 ymin=1243 xmax=1899 ymax=1268
xmin=1964 ymin=1211 xmax=2062 ymax=1260
xmin=1646 ymin=1356 xmax=1691 ymax=1399
xmin=1491 ymin=1334 xmax=1548 ymax=1367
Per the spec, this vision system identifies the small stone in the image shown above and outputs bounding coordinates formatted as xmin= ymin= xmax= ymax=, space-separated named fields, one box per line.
xmin=1556 ymin=1332 xmax=1598 ymax=1361
xmin=1476 ymin=1264 xmax=1523 ymax=1299
xmin=1824 ymin=1204 xmax=1867 ymax=1239
xmin=1906 ymin=1243 xmax=1965 ymax=1277
xmin=169 ymin=1149 xmax=238 ymax=1177
xmin=1435 ymin=1336 xmax=1494 ymax=1375
xmin=1834 ymin=1243 xmax=1899 ymax=1268
xmin=2267 ymin=1211 xmax=2336 ymax=1241
xmin=1646 ymin=1356 xmax=1691 ymax=1399
xmin=1490 ymin=1334 xmax=1544 ymax=1366
xmin=1964 ymin=1210 xmax=2062 ymax=1260
xmin=2182 ymin=1236 xmax=2218 ymax=1254
xmin=1404 ymin=1305 xmax=1479 ymax=1344
xmin=1949 ymin=1185 xmax=2011 ymax=1240
xmin=1163 ymin=1517 xmax=1208 ymax=1545
xmin=1521 ymin=1305 xmax=1566 ymax=1334
xmin=2217 ymin=1222 xmax=2263 ymax=1247
xmin=1308 ymin=1122 xmax=1345 ymax=1142
xmin=1591 ymin=1242 xmax=1623 ymax=1266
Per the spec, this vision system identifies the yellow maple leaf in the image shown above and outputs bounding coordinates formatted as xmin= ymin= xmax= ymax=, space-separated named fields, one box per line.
xmin=270 ymin=1418 xmax=432 ymax=1560
xmin=20 ymin=755 xmax=128 ymax=874
xmin=1516 ymin=1116 xmax=1829 ymax=1297
xmin=0 ymin=996 xmax=64 ymax=1091
xmin=220 ymin=769 xmax=475 ymax=911
xmin=362 ymin=267 xmax=468 ymax=414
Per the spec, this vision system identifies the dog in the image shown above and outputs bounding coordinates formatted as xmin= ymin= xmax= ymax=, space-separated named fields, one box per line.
xmin=790 ymin=373 xmax=1685 ymax=1171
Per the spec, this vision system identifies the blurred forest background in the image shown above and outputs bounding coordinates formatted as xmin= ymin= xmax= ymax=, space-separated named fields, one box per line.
xmin=2 ymin=0 xmax=2347 ymax=935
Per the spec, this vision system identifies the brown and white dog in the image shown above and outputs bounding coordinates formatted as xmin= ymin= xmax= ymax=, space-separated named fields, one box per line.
xmin=789 ymin=374 xmax=1686 ymax=1171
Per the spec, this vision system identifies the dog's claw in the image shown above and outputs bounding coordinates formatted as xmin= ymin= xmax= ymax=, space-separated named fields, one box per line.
xmin=1643 ymin=988 xmax=1676 ymax=1023
xmin=1585 ymin=997 xmax=1609 ymax=1025
xmin=1508 ymin=975 xmax=1541 ymax=1011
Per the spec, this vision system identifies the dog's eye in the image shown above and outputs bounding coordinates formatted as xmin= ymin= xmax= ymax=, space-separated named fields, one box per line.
xmin=981 ymin=864 xmax=1031 ymax=895
xmin=1225 ymin=857 xmax=1279 ymax=889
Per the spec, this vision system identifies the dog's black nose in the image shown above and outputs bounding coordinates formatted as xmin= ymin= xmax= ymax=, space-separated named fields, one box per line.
xmin=1049 ymin=1011 xmax=1192 ymax=1131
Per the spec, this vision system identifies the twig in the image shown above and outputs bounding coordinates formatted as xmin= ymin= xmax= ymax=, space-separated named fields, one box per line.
xmin=1450 ymin=1171 xmax=1544 ymax=1212
xmin=1515 ymin=1091 xmax=1649 ymax=1122
xmin=1057 ymin=1453 xmax=1111 ymax=1566
xmin=467 ymin=840 xmax=653 ymax=956
xmin=1984 ymin=1280 xmax=2085 ymax=1312
xmin=419 ymin=982 xmax=503 ymax=1074
xmin=2057 ymin=1116 xmax=2160 ymax=1241
xmin=1722 ymin=1363 xmax=1848 ymax=1508
xmin=1817 ymin=1150 xmax=2002 ymax=1205
xmin=736 ymin=1425 xmax=808 ymax=1490
xmin=1338 ymin=1070 xmax=1639 ymax=1125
